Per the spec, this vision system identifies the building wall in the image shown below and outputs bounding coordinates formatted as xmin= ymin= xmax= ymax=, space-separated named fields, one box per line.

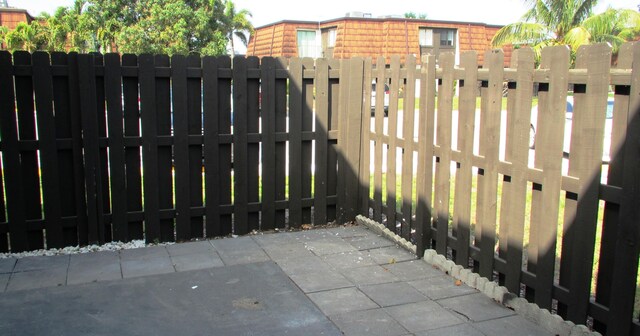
xmin=248 ymin=18 xmax=512 ymax=66
xmin=0 ymin=9 xmax=33 ymax=30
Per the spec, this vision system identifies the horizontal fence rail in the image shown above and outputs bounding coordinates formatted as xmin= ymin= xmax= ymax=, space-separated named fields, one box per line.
xmin=364 ymin=43 xmax=640 ymax=335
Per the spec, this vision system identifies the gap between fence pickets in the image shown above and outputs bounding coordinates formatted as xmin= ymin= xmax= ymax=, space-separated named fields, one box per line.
xmin=354 ymin=215 xmax=601 ymax=336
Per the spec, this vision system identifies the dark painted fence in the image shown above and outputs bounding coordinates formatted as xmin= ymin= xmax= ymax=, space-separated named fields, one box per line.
xmin=0 ymin=51 xmax=367 ymax=252
xmin=364 ymin=43 xmax=640 ymax=335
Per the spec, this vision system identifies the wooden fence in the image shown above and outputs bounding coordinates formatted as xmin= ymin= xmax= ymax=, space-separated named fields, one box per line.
xmin=1 ymin=42 xmax=639 ymax=334
xmin=0 ymin=51 xmax=367 ymax=252
xmin=364 ymin=42 xmax=640 ymax=335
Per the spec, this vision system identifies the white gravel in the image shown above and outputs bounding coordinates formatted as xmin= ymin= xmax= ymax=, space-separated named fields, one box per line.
xmin=0 ymin=240 xmax=175 ymax=259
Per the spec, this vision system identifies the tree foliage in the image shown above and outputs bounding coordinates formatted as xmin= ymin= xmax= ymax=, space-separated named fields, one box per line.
xmin=1 ymin=0 xmax=253 ymax=56
xmin=404 ymin=12 xmax=427 ymax=19
xmin=492 ymin=0 xmax=640 ymax=61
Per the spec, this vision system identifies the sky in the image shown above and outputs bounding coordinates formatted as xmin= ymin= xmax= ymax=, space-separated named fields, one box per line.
xmin=12 ymin=0 xmax=640 ymax=27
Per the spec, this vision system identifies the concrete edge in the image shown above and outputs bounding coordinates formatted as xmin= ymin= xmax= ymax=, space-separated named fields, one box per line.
xmin=355 ymin=215 xmax=601 ymax=336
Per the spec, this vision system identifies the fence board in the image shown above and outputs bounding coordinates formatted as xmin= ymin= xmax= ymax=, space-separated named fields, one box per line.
xmin=0 ymin=154 xmax=6 ymax=252
xmin=32 ymin=52 xmax=64 ymax=248
xmin=139 ymin=54 xmax=161 ymax=243
xmin=532 ymin=46 xmax=570 ymax=309
xmin=415 ymin=54 xmax=436 ymax=256
xmin=0 ymin=51 xmax=28 ymax=252
xmin=14 ymin=51 xmax=44 ymax=250
xmin=288 ymin=57 xmax=304 ymax=228
xmin=155 ymin=55 xmax=175 ymax=242
xmin=233 ymin=56 xmax=249 ymax=235
xmin=260 ymin=57 xmax=277 ymax=230
xmin=452 ymin=51 xmax=478 ymax=266
xmin=172 ymin=55 xmax=191 ymax=240
xmin=360 ymin=58 xmax=372 ymax=216
xmin=217 ymin=56 xmax=233 ymax=236
xmin=341 ymin=58 xmax=365 ymax=222
xmin=203 ymin=56 xmax=221 ymax=237
xmin=563 ymin=44 xmax=611 ymax=323
xmin=434 ymin=52 xmax=455 ymax=255
xmin=93 ymin=54 xmax=111 ymax=242
xmin=501 ymin=48 xmax=535 ymax=294
xmin=594 ymin=43 xmax=632 ymax=328
xmin=274 ymin=58 xmax=288 ymax=228
xmin=372 ymin=57 xmax=386 ymax=223
xmin=122 ymin=54 xmax=144 ymax=240
xmin=187 ymin=54 xmax=204 ymax=238
xmin=314 ymin=58 xmax=330 ymax=225
xmin=104 ymin=53 xmax=128 ymax=242
xmin=51 ymin=52 xmax=81 ymax=247
xmin=247 ymin=57 xmax=261 ymax=231
xmin=78 ymin=54 xmax=106 ymax=244
xmin=400 ymin=55 xmax=416 ymax=240
xmin=385 ymin=55 xmax=401 ymax=231
xmin=302 ymin=58 xmax=315 ymax=224
xmin=607 ymin=41 xmax=640 ymax=336
xmin=475 ymin=49 xmax=503 ymax=278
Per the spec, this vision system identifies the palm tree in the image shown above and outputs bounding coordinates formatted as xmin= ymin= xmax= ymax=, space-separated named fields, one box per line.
xmin=5 ymin=22 xmax=43 ymax=52
xmin=492 ymin=0 xmax=640 ymax=60
xmin=221 ymin=0 xmax=253 ymax=56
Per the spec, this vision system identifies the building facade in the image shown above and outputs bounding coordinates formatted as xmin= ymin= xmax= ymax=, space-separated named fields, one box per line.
xmin=0 ymin=7 xmax=33 ymax=30
xmin=247 ymin=15 xmax=512 ymax=65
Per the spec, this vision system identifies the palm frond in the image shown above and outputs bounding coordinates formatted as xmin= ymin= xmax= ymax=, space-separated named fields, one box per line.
xmin=491 ymin=22 xmax=550 ymax=47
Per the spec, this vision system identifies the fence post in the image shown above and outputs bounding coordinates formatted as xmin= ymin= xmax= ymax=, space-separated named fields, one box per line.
xmin=337 ymin=57 xmax=365 ymax=223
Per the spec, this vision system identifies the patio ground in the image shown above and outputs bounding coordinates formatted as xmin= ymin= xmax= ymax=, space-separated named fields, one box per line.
xmin=0 ymin=225 xmax=552 ymax=335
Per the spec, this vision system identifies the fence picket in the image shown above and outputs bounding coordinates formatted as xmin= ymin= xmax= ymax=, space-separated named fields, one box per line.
xmin=314 ymin=58 xmax=330 ymax=225
xmin=247 ymin=57 xmax=261 ymax=231
xmin=434 ymin=52 xmax=455 ymax=256
xmin=187 ymin=54 xmax=204 ymax=238
xmin=104 ymin=53 xmax=128 ymax=242
xmin=172 ymin=55 xmax=191 ymax=240
xmin=607 ymin=41 xmax=640 ymax=336
xmin=385 ymin=55 xmax=401 ymax=231
xmin=0 ymin=51 xmax=28 ymax=252
xmin=233 ymin=56 xmax=249 ymax=235
xmin=274 ymin=58 xmax=288 ymax=228
xmin=372 ymin=57 xmax=386 ymax=223
xmin=400 ymin=55 xmax=416 ymax=240
xmin=453 ymin=51 xmax=478 ymax=266
xmin=260 ymin=57 xmax=277 ymax=230
xmin=203 ymin=56 xmax=221 ymax=237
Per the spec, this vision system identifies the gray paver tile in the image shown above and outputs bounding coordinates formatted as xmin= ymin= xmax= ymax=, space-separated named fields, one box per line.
xmin=13 ymin=255 xmax=69 ymax=272
xmin=345 ymin=234 xmax=396 ymax=250
xmin=121 ymin=256 xmax=175 ymax=278
xmin=288 ymin=229 xmax=334 ymax=242
xmin=385 ymin=300 xmax=463 ymax=333
xmin=322 ymin=250 xmax=377 ymax=269
xmin=474 ymin=315 xmax=553 ymax=336
xmin=360 ymin=282 xmax=428 ymax=307
xmin=384 ymin=260 xmax=443 ymax=281
xmin=261 ymin=242 xmax=315 ymax=261
xmin=288 ymin=269 xmax=353 ymax=293
xmin=415 ymin=323 xmax=484 ymax=336
xmin=275 ymin=255 xmax=333 ymax=276
xmin=340 ymin=264 xmax=399 ymax=286
xmin=166 ymin=240 xmax=215 ymax=257
xmin=438 ymin=292 xmax=515 ymax=322
xmin=330 ymin=308 xmax=408 ymax=336
xmin=0 ymin=258 xmax=16 ymax=273
xmin=251 ymin=232 xmax=295 ymax=247
xmin=120 ymin=245 xmax=169 ymax=261
xmin=409 ymin=275 xmax=477 ymax=300
xmin=6 ymin=267 xmax=68 ymax=291
xmin=308 ymin=287 xmax=379 ymax=316
xmin=170 ymin=251 xmax=224 ymax=272
xmin=304 ymin=237 xmax=359 ymax=256
xmin=365 ymin=245 xmax=416 ymax=264
xmin=211 ymin=237 xmax=270 ymax=265
xmin=0 ymin=273 xmax=10 ymax=292
xmin=68 ymin=251 xmax=121 ymax=285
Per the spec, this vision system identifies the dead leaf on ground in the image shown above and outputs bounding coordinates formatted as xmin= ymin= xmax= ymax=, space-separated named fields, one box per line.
xmin=455 ymin=279 xmax=462 ymax=286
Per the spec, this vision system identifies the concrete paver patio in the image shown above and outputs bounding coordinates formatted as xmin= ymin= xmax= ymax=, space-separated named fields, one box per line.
xmin=0 ymin=225 xmax=552 ymax=335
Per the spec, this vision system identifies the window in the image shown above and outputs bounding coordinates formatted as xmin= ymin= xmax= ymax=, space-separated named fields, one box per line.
xmin=297 ymin=30 xmax=319 ymax=58
xmin=419 ymin=28 xmax=433 ymax=46
xmin=439 ymin=29 xmax=455 ymax=46
xmin=327 ymin=29 xmax=336 ymax=47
